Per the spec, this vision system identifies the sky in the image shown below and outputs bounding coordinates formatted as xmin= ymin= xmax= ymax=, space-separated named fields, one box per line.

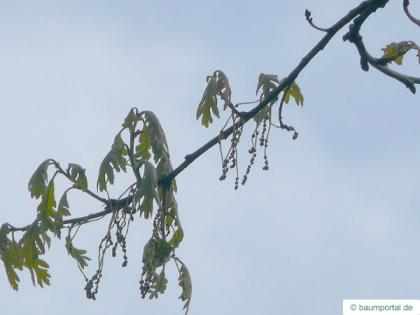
xmin=0 ymin=1 xmax=419 ymax=314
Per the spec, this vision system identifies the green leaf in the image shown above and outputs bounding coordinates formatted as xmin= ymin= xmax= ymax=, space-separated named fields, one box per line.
xmin=214 ymin=70 xmax=232 ymax=108
xmin=177 ymin=260 xmax=192 ymax=313
xmin=54 ymin=192 xmax=71 ymax=239
xmin=20 ymin=224 xmax=46 ymax=261
xmin=135 ymin=130 xmax=152 ymax=160
xmin=2 ymin=254 xmax=22 ymax=290
xmin=27 ymin=258 xmax=50 ymax=287
xmin=67 ymin=163 xmax=88 ymax=192
xmin=0 ymin=231 xmax=23 ymax=290
xmin=122 ymin=108 xmax=140 ymax=129
xmin=196 ymin=75 xmax=219 ymax=127
xmin=284 ymin=81 xmax=304 ymax=106
xmin=137 ymin=161 xmax=158 ymax=219
xmin=168 ymin=228 xmax=184 ymax=248
xmin=37 ymin=181 xmax=57 ymax=232
xmin=143 ymin=111 xmax=169 ymax=164
xmin=19 ymin=224 xmax=51 ymax=288
xmin=65 ymin=236 xmax=91 ymax=269
xmin=165 ymin=200 xmax=178 ymax=230
xmin=382 ymin=41 xmax=420 ymax=65
xmin=57 ymin=192 xmax=71 ymax=217
xmin=97 ymin=134 xmax=128 ymax=192
xmin=256 ymin=73 xmax=279 ymax=105
xmin=142 ymin=238 xmax=172 ymax=269
xmin=28 ymin=159 xmax=53 ymax=199
xmin=253 ymin=107 xmax=270 ymax=124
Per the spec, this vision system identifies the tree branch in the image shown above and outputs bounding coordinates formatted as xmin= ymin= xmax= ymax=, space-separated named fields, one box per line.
xmin=305 ymin=9 xmax=330 ymax=32
xmin=6 ymin=0 xmax=395 ymax=235
xmin=343 ymin=0 xmax=420 ymax=93
xmin=404 ymin=0 xmax=420 ymax=27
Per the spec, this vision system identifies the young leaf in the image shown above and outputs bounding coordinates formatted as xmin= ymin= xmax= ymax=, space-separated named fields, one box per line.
xmin=122 ymin=107 xmax=140 ymax=129
xmin=19 ymin=224 xmax=51 ymax=288
xmin=0 ymin=231 xmax=23 ymax=290
xmin=214 ymin=70 xmax=232 ymax=108
xmin=136 ymin=130 xmax=152 ymax=161
xmin=143 ymin=111 xmax=170 ymax=164
xmin=97 ymin=134 xmax=128 ymax=192
xmin=256 ymin=73 xmax=279 ymax=105
xmin=28 ymin=159 xmax=53 ymax=199
xmin=142 ymin=238 xmax=173 ymax=269
xmin=27 ymin=258 xmax=50 ymax=287
xmin=65 ymin=236 xmax=91 ymax=269
xmin=196 ymin=75 xmax=219 ymax=127
xmin=177 ymin=260 xmax=192 ymax=314
xmin=382 ymin=41 xmax=420 ymax=65
xmin=253 ymin=106 xmax=270 ymax=124
xmin=67 ymin=163 xmax=88 ymax=192
xmin=20 ymin=224 xmax=47 ymax=261
xmin=168 ymin=228 xmax=184 ymax=248
xmin=137 ymin=161 xmax=158 ymax=219
xmin=37 ymin=181 xmax=57 ymax=232
xmin=284 ymin=81 xmax=304 ymax=106
xmin=54 ymin=191 xmax=71 ymax=239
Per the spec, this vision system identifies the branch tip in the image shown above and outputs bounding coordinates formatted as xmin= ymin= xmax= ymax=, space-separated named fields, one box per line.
xmin=305 ymin=8 xmax=330 ymax=32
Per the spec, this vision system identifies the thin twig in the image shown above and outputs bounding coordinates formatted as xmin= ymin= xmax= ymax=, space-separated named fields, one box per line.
xmin=404 ymin=0 xmax=420 ymax=27
xmin=343 ymin=1 xmax=420 ymax=93
xmin=305 ymin=9 xmax=330 ymax=32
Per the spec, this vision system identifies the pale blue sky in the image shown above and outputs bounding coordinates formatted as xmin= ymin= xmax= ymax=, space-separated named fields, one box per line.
xmin=0 ymin=1 xmax=419 ymax=314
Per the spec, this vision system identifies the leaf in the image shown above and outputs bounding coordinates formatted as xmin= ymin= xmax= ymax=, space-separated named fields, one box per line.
xmin=177 ymin=260 xmax=192 ymax=313
xmin=142 ymin=238 xmax=173 ymax=269
xmin=20 ymin=224 xmax=47 ymax=261
xmin=164 ymin=198 xmax=179 ymax=230
xmin=196 ymin=75 xmax=219 ymax=127
xmin=196 ymin=70 xmax=234 ymax=126
xmin=97 ymin=134 xmax=128 ymax=192
xmin=57 ymin=192 xmax=71 ymax=217
xmin=143 ymin=111 xmax=169 ymax=164
xmin=135 ymin=130 xmax=152 ymax=161
xmin=28 ymin=159 xmax=53 ymax=199
xmin=0 ymin=232 xmax=23 ymax=290
xmin=37 ymin=181 xmax=57 ymax=232
xmin=19 ymin=224 xmax=51 ymax=288
xmin=27 ymin=258 xmax=50 ymax=287
xmin=168 ymin=228 xmax=184 ymax=248
xmin=284 ymin=81 xmax=304 ymax=106
xmin=122 ymin=108 xmax=140 ymax=129
xmin=54 ymin=192 xmax=71 ymax=239
xmin=66 ymin=163 xmax=88 ymax=192
xmin=256 ymin=73 xmax=279 ymax=105
xmin=137 ymin=161 xmax=158 ymax=219
xmin=65 ymin=236 xmax=91 ymax=269
xmin=382 ymin=41 xmax=420 ymax=65
xmin=253 ymin=107 xmax=270 ymax=124
xmin=214 ymin=70 xmax=232 ymax=108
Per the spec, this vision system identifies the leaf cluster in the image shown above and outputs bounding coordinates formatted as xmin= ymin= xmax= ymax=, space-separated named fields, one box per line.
xmin=196 ymin=70 xmax=232 ymax=127
xmin=382 ymin=41 xmax=420 ymax=65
